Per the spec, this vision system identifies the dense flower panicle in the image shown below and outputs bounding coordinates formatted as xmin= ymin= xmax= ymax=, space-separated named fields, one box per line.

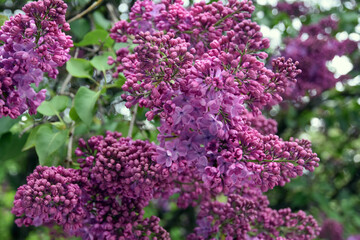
xmin=241 ymin=110 xmax=277 ymax=135
xmin=12 ymin=166 xmax=87 ymax=232
xmin=281 ymin=16 xmax=358 ymax=100
xmin=188 ymin=187 xmax=320 ymax=240
xmin=75 ymin=131 xmax=176 ymax=203
xmin=73 ymin=132 xmax=173 ymax=239
xmin=74 ymin=131 xmax=173 ymax=239
xmin=0 ymin=0 xmax=73 ymax=119
xmin=13 ymin=132 xmax=173 ymax=239
xmin=110 ymin=2 xmax=318 ymax=195
xmin=77 ymin=195 xmax=170 ymax=240
xmin=318 ymin=219 xmax=360 ymax=240
xmin=106 ymin=0 xmax=321 ymax=237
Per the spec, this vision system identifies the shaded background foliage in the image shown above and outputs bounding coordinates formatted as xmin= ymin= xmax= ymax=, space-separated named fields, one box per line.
xmin=0 ymin=0 xmax=359 ymax=239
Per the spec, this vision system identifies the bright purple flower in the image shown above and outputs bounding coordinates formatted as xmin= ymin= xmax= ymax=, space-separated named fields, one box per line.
xmin=12 ymin=166 xmax=87 ymax=233
xmin=0 ymin=0 xmax=73 ymax=119
xmin=280 ymin=16 xmax=358 ymax=100
xmin=172 ymin=104 xmax=193 ymax=125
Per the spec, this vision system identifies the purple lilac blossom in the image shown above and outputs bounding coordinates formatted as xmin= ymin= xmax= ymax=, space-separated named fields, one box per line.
xmin=0 ymin=0 xmax=73 ymax=118
xmin=13 ymin=0 xmax=323 ymax=238
xmin=12 ymin=166 xmax=87 ymax=232
xmin=13 ymin=131 xmax=320 ymax=238
xmin=110 ymin=0 xmax=319 ymax=194
xmin=281 ymin=16 xmax=358 ymax=100
xmin=319 ymin=219 xmax=344 ymax=240
xmin=13 ymin=132 xmax=172 ymax=239
xmin=188 ymin=187 xmax=319 ymax=240
xmin=276 ymin=1 xmax=309 ymax=17
xmin=108 ymin=0 xmax=321 ymax=238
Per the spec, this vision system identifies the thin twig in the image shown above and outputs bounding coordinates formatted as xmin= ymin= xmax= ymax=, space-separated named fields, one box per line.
xmin=68 ymin=0 xmax=104 ymax=23
xmin=59 ymin=92 xmax=75 ymax=98
xmin=60 ymin=74 xmax=73 ymax=94
xmin=106 ymin=3 xmax=119 ymax=23
xmin=128 ymin=104 xmax=138 ymax=138
xmin=19 ymin=121 xmax=42 ymax=137
xmin=60 ymin=48 xmax=79 ymax=94
xmin=65 ymin=122 xmax=75 ymax=168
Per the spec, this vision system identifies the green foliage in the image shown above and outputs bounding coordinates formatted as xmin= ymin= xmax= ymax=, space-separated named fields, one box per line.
xmin=69 ymin=18 xmax=91 ymax=40
xmin=66 ymin=58 xmax=94 ymax=79
xmin=0 ymin=117 xmax=19 ymax=136
xmin=93 ymin=11 xmax=111 ymax=30
xmin=35 ymin=125 xmax=69 ymax=165
xmin=74 ymin=29 xmax=114 ymax=48
xmin=90 ymin=52 xmax=115 ymax=71
xmin=37 ymin=96 xmax=70 ymax=116
xmin=0 ymin=14 xmax=8 ymax=27
xmin=22 ymin=126 xmax=40 ymax=151
xmin=74 ymin=87 xmax=100 ymax=126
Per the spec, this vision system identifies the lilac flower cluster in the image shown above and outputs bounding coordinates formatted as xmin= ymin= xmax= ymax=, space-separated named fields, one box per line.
xmin=13 ymin=132 xmax=320 ymax=239
xmin=106 ymin=0 xmax=321 ymax=238
xmin=280 ymin=16 xmax=358 ymax=100
xmin=13 ymin=0 xmax=322 ymax=238
xmin=13 ymin=132 xmax=172 ymax=239
xmin=188 ymin=187 xmax=319 ymax=240
xmin=276 ymin=1 xmax=309 ymax=17
xmin=0 ymin=0 xmax=73 ymax=118
xmin=12 ymin=166 xmax=87 ymax=232
xmin=110 ymin=0 xmax=319 ymax=194
xmin=241 ymin=109 xmax=278 ymax=135
xmin=319 ymin=219 xmax=343 ymax=240
xmin=319 ymin=219 xmax=360 ymax=240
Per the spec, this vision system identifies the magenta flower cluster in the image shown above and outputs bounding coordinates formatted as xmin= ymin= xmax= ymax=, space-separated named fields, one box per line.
xmin=276 ymin=1 xmax=309 ymax=17
xmin=280 ymin=16 xmax=358 ymax=100
xmin=319 ymin=219 xmax=360 ymax=240
xmin=13 ymin=132 xmax=171 ymax=239
xmin=188 ymin=187 xmax=318 ymax=240
xmin=13 ymin=131 xmax=320 ymax=239
xmin=108 ymin=0 xmax=320 ymax=238
xmin=12 ymin=166 xmax=86 ymax=232
xmin=12 ymin=0 xmax=322 ymax=239
xmin=0 ymin=0 xmax=73 ymax=118
xmin=110 ymin=0 xmax=319 ymax=194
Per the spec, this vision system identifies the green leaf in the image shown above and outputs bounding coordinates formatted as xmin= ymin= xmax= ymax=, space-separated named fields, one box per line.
xmin=0 ymin=14 xmax=8 ymax=27
xmin=90 ymin=52 xmax=116 ymax=71
xmin=69 ymin=107 xmax=80 ymax=122
xmin=0 ymin=133 xmax=27 ymax=162
xmin=93 ymin=11 xmax=111 ymax=30
xmin=37 ymin=96 xmax=70 ymax=116
xmin=74 ymin=87 xmax=100 ymax=126
xmin=66 ymin=58 xmax=94 ymax=79
xmin=35 ymin=125 xmax=68 ymax=165
xmin=0 ymin=117 xmax=19 ymax=136
xmin=22 ymin=126 xmax=40 ymax=151
xmin=75 ymin=29 xmax=114 ymax=48
xmin=69 ymin=18 xmax=91 ymax=40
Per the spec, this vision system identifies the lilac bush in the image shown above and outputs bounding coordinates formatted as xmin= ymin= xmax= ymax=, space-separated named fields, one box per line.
xmin=10 ymin=0 xmax=325 ymax=239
